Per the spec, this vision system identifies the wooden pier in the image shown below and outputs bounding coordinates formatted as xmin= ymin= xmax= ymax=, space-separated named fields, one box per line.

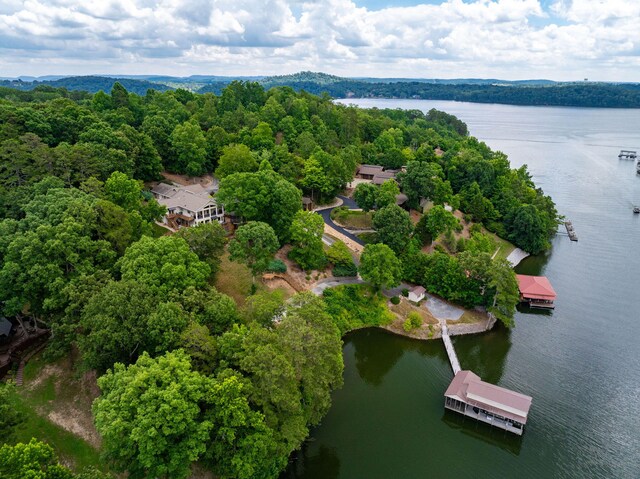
xmin=564 ymin=220 xmax=578 ymax=241
xmin=440 ymin=321 xmax=461 ymax=374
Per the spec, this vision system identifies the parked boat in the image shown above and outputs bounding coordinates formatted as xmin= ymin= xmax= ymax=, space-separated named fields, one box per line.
xmin=634 ymin=207 xmax=640 ymax=214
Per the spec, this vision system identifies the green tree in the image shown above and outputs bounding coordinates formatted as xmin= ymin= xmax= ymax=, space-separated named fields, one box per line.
xmin=216 ymin=170 xmax=301 ymax=242
xmin=488 ymin=257 xmax=520 ymax=328
xmin=353 ymin=182 xmax=377 ymax=212
xmin=229 ymin=221 xmax=279 ymax=282
xmin=179 ymin=322 xmax=218 ymax=374
xmin=289 ymin=211 xmax=325 ymax=270
xmin=242 ymin=290 xmax=286 ymax=327
xmin=78 ymin=280 xmax=188 ymax=372
xmin=94 ymin=350 xmax=214 ymax=479
xmin=372 ymin=204 xmax=413 ymax=254
xmin=118 ymin=235 xmax=211 ymax=296
xmin=170 ymin=121 xmax=207 ymax=175
xmin=179 ymin=286 xmax=240 ymax=335
xmin=176 ymin=222 xmax=226 ymax=277
xmin=0 ymin=383 xmax=25 ymax=444
xmin=422 ymin=205 xmax=460 ymax=245
xmin=104 ymin=171 xmax=141 ymax=212
xmin=0 ymin=439 xmax=74 ymax=479
xmin=300 ymin=156 xmax=330 ymax=202
xmin=359 ymin=243 xmax=402 ymax=290
xmin=215 ymin=144 xmax=259 ymax=179
xmin=326 ymin=240 xmax=353 ymax=266
xmin=376 ymin=179 xmax=400 ymax=209
xmin=505 ymin=204 xmax=549 ymax=254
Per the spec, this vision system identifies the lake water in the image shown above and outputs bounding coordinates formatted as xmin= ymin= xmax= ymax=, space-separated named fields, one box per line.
xmin=283 ymin=99 xmax=640 ymax=479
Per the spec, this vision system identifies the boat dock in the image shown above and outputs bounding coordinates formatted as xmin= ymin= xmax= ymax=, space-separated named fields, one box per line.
xmin=440 ymin=318 xmax=532 ymax=435
xmin=564 ymin=220 xmax=578 ymax=241
xmin=618 ymin=150 xmax=637 ymax=160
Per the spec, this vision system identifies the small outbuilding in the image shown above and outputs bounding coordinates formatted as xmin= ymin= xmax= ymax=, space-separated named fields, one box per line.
xmin=516 ymin=274 xmax=557 ymax=309
xmin=302 ymin=196 xmax=314 ymax=211
xmin=0 ymin=317 xmax=12 ymax=338
xmin=408 ymin=286 xmax=426 ymax=303
xmin=356 ymin=164 xmax=384 ymax=180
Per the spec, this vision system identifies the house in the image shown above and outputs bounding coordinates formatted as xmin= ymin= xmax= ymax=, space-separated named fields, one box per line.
xmin=356 ymin=164 xmax=384 ymax=180
xmin=151 ymin=183 xmax=224 ymax=230
xmin=372 ymin=169 xmax=399 ymax=185
xmin=444 ymin=370 xmax=532 ymax=436
xmin=516 ymin=274 xmax=557 ymax=309
xmin=408 ymin=286 xmax=426 ymax=302
xmin=395 ymin=193 xmax=408 ymax=208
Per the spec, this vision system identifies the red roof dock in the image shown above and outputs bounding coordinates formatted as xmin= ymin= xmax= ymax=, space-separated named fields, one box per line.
xmin=516 ymin=274 xmax=557 ymax=309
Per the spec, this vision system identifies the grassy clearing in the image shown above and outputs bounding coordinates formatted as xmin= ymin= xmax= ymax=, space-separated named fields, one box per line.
xmin=456 ymin=308 xmax=490 ymax=324
xmin=151 ymin=222 xmax=171 ymax=237
xmin=356 ymin=232 xmax=378 ymax=244
xmin=331 ymin=209 xmax=373 ymax=229
xmin=489 ymin=233 xmax=516 ymax=261
xmin=13 ymin=353 xmax=109 ymax=474
xmin=389 ymin=298 xmax=438 ymax=325
xmin=215 ymin=253 xmax=263 ymax=306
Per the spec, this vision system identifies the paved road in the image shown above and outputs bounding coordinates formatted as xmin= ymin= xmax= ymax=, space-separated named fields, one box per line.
xmin=317 ymin=195 xmax=365 ymax=247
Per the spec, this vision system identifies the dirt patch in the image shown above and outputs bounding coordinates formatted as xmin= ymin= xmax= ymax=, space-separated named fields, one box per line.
xmin=160 ymin=171 xmax=214 ymax=187
xmin=25 ymin=353 xmax=102 ymax=449
xmin=274 ymin=245 xmax=332 ymax=292
xmin=262 ymin=277 xmax=298 ymax=297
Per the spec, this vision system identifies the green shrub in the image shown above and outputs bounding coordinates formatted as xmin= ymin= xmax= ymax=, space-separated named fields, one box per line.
xmin=333 ymin=262 xmax=358 ymax=277
xmin=402 ymin=311 xmax=423 ymax=332
xmin=456 ymin=237 xmax=466 ymax=252
xmin=469 ymin=223 xmax=483 ymax=235
xmin=401 ymin=288 xmax=409 ymax=297
xmin=326 ymin=240 xmax=353 ymax=266
xmin=266 ymin=259 xmax=287 ymax=273
xmin=390 ymin=296 xmax=400 ymax=305
xmin=434 ymin=244 xmax=447 ymax=253
xmin=330 ymin=206 xmax=349 ymax=222
xmin=322 ymin=284 xmax=395 ymax=335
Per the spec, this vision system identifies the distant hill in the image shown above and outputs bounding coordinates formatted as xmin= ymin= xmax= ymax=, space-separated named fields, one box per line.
xmin=0 ymin=76 xmax=173 ymax=95
xmin=2 ymin=72 xmax=639 ymax=108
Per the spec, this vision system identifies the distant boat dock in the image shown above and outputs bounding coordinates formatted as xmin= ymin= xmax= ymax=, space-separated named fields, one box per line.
xmin=618 ymin=150 xmax=637 ymax=160
xmin=564 ymin=220 xmax=578 ymax=241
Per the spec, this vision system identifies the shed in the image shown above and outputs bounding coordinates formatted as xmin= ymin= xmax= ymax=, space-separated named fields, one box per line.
xmin=408 ymin=286 xmax=426 ymax=302
xmin=516 ymin=275 xmax=557 ymax=309
xmin=0 ymin=317 xmax=12 ymax=338
xmin=302 ymin=196 xmax=314 ymax=211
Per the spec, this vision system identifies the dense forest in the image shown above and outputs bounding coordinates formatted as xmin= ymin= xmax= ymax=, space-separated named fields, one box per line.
xmin=0 ymin=81 xmax=557 ymax=477
xmin=3 ymin=71 xmax=640 ymax=108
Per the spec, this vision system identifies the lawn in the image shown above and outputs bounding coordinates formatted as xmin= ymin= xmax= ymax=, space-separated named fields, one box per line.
xmin=489 ymin=232 xmax=516 ymax=261
xmin=331 ymin=209 xmax=374 ymax=230
xmin=389 ymin=298 xmax=439 ymax=325
xmin=12 ymin=353 xmax=109 ymax=474
xmin=151 ymin=222 xmax=171 ymax=237
xmin=215 ymin=252 xmax=262 ymax=306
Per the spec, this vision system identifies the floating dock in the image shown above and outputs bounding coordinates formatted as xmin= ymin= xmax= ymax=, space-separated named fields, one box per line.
xmin=618 ymin=150 xmax=637 ymax=160
xmin=564 ymin=220 xmax=578 ymax=241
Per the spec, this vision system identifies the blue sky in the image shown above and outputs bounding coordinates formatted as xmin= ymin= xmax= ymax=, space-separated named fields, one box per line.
xmin=0 ymin=0 xmax=639 ymax=81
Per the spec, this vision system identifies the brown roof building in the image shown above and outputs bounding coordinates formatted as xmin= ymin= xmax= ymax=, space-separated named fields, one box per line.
xmin=444 ymin=370 xmax=532 ymax=435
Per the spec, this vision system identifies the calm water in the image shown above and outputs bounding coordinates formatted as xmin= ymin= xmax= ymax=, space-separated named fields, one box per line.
xmin=284 ymin=99 xmax=640 ymax=479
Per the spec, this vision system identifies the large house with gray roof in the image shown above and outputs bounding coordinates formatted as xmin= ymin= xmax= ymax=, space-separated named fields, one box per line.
xmin=151 ymin=183 xmax=224 ymax=230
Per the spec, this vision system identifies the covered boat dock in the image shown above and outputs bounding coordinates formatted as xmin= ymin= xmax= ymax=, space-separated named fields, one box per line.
xmin=517 ymin=274 xmax=557 ymax=309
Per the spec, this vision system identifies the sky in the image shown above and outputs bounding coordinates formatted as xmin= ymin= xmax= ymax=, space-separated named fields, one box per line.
xmin=1 ymin=0 xmax=639 ymax=81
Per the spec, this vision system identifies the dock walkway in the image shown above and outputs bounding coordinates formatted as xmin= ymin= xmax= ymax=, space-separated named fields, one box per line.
xmin=440 ymin=321 xmax=461 ymax=374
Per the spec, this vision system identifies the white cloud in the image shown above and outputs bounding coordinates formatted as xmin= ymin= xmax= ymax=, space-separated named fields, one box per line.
xmin=0 ymin=0 xmax=638 ymax=80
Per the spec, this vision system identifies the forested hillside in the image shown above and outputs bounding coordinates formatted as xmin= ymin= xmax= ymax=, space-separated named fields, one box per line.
xmin=0 ymin=81 xmax=557 ymax=477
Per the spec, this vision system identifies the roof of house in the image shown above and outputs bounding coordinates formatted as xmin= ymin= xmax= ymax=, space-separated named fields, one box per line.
xmin=410 ymin=285 xmax=426 ymax=295
xmin=445 ymin=370 xmax=532 ymax=424
xmin=516 ymin=275 xmax=557 ymax=300
xmin=395 ymin=193 xmax=408 ymax=205
xmin=155 ymin=184 xmax=218 ymax=214
xmin=357 ymin=164 xmax=384 ymax=176
xmin=151 ymin=182 xmax=179 ymax=198
xmin=302 ymin=196 xmax=313 ymax=205
xmin=0 ymin=317 xmax=12 ymax=337
xmin=372 ymin=171 xmax=398 ymax=185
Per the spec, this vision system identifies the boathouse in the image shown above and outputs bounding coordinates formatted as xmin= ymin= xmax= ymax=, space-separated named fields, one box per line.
xmin=516 ymin=274 xmax=557 ymax=309
xmin=444 ymin=370 xmax=532 ymax=436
